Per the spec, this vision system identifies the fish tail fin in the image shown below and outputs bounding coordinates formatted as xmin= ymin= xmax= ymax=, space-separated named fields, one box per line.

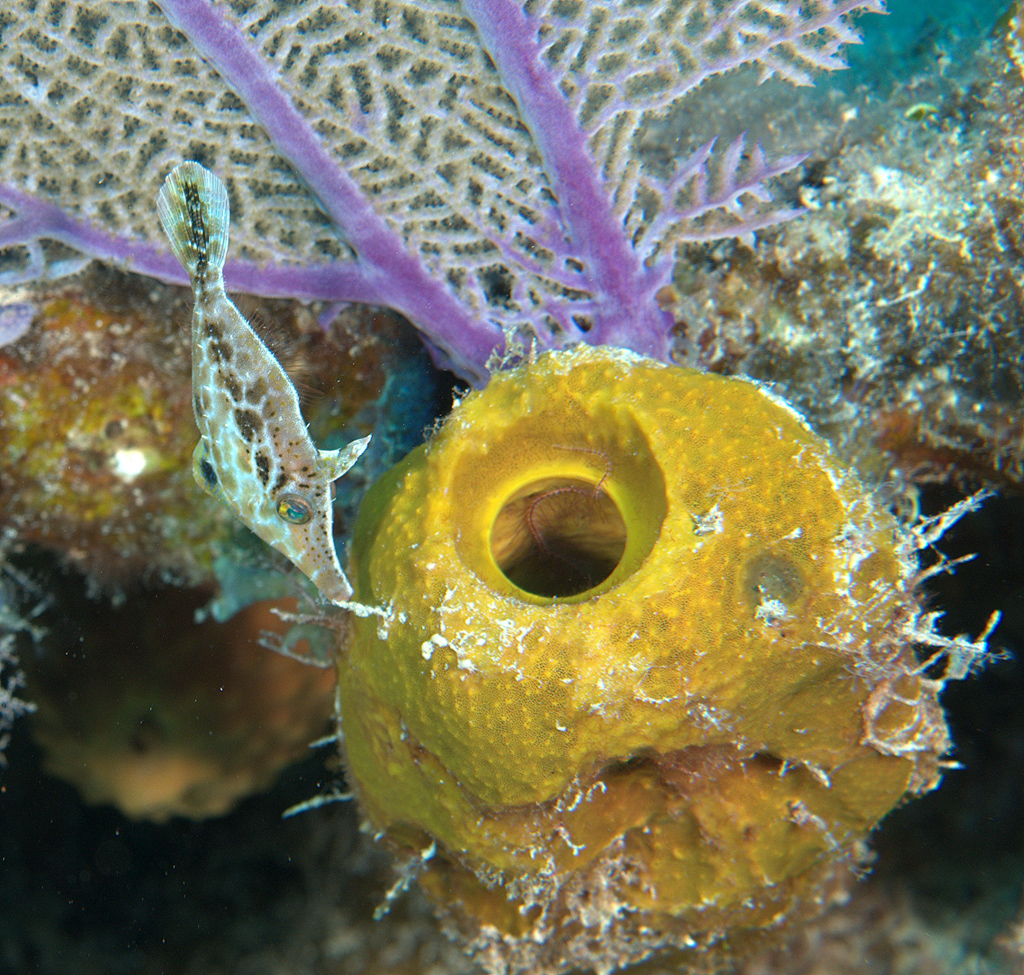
xmin=157 ymin=161 xmax=231 ymax=289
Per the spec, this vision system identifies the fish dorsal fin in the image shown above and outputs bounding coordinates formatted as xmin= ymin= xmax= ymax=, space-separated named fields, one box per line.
xmin=320 ymin=435 xmax=372 ymax=482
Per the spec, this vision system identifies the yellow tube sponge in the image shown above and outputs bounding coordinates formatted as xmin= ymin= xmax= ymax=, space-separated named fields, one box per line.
xmin=338 ymin=345 xmax=950 ymax=974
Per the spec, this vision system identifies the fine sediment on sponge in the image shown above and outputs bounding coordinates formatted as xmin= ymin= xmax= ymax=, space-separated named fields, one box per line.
xmin=338 ymin=345 xmax=950 ymax=974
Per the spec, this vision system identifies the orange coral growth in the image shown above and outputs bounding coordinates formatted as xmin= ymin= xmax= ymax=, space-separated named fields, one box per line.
xmin=870 ymin=405 xmax=1024 ymax=490
xmin=24 ymin=582 xmax=336 ymax=823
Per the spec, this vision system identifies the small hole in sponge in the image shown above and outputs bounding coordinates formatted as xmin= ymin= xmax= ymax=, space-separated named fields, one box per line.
xmin=490 ymin=477 xmax=627 ymax=598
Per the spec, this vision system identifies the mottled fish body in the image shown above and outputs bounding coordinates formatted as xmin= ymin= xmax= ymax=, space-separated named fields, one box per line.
xmin=157 ymin=161 xmax=369 ymax=604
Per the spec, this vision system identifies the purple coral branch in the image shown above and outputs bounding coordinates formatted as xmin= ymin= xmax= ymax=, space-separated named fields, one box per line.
xmin=460 ymin=0 xmax=672 ymax=360
xmin=156 ymin=0 xmax=503 ymax=384
xmin=0 ymin=184 xmax=384 ymax=302
xmin=640 ymin=136 xmax=809 ymax=251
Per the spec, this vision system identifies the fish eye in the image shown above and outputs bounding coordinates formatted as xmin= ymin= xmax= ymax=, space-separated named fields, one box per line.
xmin=276 ymin=493 xmax=313 ymax=525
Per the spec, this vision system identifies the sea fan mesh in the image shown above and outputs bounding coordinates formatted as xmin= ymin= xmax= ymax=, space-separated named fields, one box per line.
xmin=0 ymin=0 xmax=878 ymax=322
xmin=0 ymin=0 xmax=343 ymax=274
xmin=248 ymin=0 xmax=557 ymax=317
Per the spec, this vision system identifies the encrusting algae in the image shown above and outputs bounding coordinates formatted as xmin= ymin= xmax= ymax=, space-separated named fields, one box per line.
xmin=337 ymin=344 xmax=983 ymax=974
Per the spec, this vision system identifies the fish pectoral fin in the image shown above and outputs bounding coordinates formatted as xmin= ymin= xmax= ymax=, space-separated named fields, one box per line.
xmin=320 ymin=435 xmax=371 ymax=481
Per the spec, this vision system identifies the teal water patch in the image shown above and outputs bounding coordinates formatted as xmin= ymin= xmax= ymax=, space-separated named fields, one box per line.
xmin=842 ymin=0 xmax=1011 ymax=86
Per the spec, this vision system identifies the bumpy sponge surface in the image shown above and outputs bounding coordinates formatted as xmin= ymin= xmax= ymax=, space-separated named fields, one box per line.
xmin=338 ymin=346 xmax=947 ymax=974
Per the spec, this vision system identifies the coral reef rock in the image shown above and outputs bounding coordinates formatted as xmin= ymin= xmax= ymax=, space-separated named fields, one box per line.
xmin=669 ymin=16 xmax=1024 ymax=491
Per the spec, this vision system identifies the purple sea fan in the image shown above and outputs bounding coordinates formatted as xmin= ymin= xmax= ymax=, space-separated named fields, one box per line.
xmin=0 ymin=0 xmax=883 ymax=382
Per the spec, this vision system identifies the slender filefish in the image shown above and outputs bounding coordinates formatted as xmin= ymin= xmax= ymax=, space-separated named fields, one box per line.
xmin=157 ymin=161 xmax=369 ymax=604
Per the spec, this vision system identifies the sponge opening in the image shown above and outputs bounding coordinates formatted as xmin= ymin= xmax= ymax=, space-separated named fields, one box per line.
xmin=490 ymin=476 xmax=627 ymax=598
